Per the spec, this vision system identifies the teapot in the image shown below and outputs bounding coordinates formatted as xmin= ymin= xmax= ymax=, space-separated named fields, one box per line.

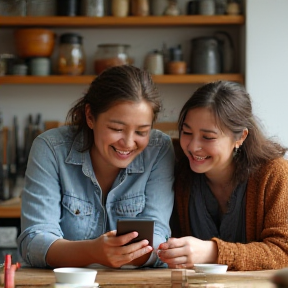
xmin=190 ymin=31 xmax=234 ymax=74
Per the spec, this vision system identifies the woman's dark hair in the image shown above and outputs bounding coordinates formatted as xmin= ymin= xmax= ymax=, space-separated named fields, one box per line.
xmin=66 ymin=65 xmax=161 ymax=151
xmin=177 ymin=80 xmax=287 ymax=183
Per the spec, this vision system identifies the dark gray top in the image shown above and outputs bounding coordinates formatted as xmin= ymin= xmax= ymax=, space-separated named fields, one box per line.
xmin=189 ymin=174 xmax=247 ymax=243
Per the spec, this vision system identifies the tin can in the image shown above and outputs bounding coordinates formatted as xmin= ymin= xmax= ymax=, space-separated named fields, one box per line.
xmin=144 ymin=51 xmax=164 ymax=75
xmin=131 ymin=0 xmax=149 ymax=16
xmin=0 ymin=0 xmax=26 ymax=16
xmin=199 ymin=0 xmax=215 ymax=15
xmin=81 ymin=0 xmax=104 ymax=16
xmin=111 ymin=0 xmax=129 ymax=17
xmin=27 ymin=0 xmax=56 ymax=16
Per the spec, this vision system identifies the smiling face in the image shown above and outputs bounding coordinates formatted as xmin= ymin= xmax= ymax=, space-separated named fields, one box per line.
xmin=86 ymin=100 xmax=153 ymax=174
xmin=180 ymin=107 xmax=240 ymax=179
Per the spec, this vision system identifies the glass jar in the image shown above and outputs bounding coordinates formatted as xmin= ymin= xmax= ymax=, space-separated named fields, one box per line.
xmin=94 ymin=44 xmax=132 ymax=75
xmin=57 ymin=33 xmax=85 ymax=75
xmin=0 ymin=0 xmax=26 ymax=16
xmin=27 ymin=0 xmax=56 ymax=16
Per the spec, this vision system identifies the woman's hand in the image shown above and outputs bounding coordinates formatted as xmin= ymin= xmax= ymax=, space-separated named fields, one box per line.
xmin=90 ymin=230 xmax=153 ymax=268
xmin=156 ymin=236 xmax=218 ymax=269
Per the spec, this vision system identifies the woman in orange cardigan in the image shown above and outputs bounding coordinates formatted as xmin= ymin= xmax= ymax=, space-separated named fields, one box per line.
xmin=157 ymin=81 xmax=288 ymax=271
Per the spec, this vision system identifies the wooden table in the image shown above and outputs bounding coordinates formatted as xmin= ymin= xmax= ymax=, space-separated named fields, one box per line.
xmin=11 ymin=267 xmax=277 ymax=288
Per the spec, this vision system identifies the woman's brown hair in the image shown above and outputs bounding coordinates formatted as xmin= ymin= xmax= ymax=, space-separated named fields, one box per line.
xmin=177 ymin=81 xmax=287 ymax=184
xmin=66 ymin=65 xmax=161 ymax=151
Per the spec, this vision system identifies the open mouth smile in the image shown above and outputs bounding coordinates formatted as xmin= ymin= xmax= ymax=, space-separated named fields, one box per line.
xmin=112 ymin=146 xmax=135 ymax=155
xmin=192 ymin=154 xmax=210 ymax=161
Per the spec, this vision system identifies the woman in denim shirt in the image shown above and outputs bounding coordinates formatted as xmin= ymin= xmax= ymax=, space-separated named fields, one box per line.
xmin=17 ymin=65 xmax=175 ymax=269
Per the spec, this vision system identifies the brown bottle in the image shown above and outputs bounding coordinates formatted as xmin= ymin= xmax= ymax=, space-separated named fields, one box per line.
xmin=131 ymin=0 xmax=149 ymax=16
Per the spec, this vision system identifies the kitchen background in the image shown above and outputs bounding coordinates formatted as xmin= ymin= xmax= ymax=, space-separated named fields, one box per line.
xmin=1 ymin=0 xmax=244 ymax=145
xmin=0 ymin=0 xmax=288 ymax=261
xmin=1 ymin=0 xmax=288 ymax=148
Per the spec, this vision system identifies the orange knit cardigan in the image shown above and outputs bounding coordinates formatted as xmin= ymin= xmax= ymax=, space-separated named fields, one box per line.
xmin=174 ymin=157 xmax=288 ymax=271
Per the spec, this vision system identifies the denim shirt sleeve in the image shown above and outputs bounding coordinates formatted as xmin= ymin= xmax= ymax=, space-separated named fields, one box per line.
xmin=17 ymin=135 xmax=64 ymax=267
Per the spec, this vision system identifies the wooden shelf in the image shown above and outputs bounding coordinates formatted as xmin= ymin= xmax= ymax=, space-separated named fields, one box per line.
xmin=0 ymin=74 xmax=244 ymax=85
xmin=0 ymin=197 xmax=21 ymax=218
xmin=0 ymin=15 xmax=245 ymax=27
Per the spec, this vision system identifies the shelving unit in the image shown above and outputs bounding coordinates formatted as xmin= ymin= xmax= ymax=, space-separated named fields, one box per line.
xmin=0 ymin=15 xmax=245 ymax=85
xmin=0 ymin=74 xmax=244 ymax=85
xmin=0 ymin=15 xmax=244 ymax=26
xmin=0 ymin=13 xmax=245 ymax=218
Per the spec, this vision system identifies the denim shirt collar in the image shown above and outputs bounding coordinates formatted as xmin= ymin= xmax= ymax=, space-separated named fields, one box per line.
xmin=65 ymin=130 xmax=145 ymax=174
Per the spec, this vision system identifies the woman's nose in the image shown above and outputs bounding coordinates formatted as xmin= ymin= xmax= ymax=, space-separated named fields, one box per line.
xmin=118 ymin=133 xmax=135 ymax=148
xmin=187 ymin=139 xmax=202 ymax=153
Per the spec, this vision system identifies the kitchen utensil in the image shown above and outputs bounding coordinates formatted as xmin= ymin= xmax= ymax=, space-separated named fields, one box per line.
xmin=191 ymin=36 xmax=221 ymax=74
xmin=8 ymin=117 xmax=18 ymax=197
xmin=14 ymin=29 xmax=55 ymax=58
xmin=53 ymin=268 xmax=97 ymax=284
xmin=214 ymin=31 xmax=234 ymax=73
xmin=190 ymin=32 xmax=234 ymax=74
xmin=0 ymin=127 xmax=10 ymax=200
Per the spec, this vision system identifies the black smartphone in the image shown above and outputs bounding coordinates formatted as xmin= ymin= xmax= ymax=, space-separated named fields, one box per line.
xmin=116 ymin=218 xmax=154 ymax=246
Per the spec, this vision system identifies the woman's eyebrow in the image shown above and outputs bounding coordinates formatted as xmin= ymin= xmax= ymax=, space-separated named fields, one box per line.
xmin=183 ymin=122 xmax=218 ymax=134
xmin=109 ymin=119 xmax=151 ymax=128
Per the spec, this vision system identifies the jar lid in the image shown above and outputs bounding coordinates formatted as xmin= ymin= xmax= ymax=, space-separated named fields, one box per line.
xmin=0 ymin=54 xmax=16 ymax=59
xmin=60 ymin=33 xmax=83 ymax=44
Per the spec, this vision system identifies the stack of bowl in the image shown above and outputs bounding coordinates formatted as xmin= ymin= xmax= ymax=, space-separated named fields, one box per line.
xmin=14 ymin=28 xmax=55 ymax=76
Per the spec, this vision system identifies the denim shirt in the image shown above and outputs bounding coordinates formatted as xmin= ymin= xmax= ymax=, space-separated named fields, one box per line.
xmin=17 ymin=126 xmax=175 ymax=268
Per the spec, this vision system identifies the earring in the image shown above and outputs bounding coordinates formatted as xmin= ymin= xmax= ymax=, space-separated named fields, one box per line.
xmin=233 ymin=143 xmax=242 ymax=157
xmin=233 ymin=146 xmax=239 ymax=157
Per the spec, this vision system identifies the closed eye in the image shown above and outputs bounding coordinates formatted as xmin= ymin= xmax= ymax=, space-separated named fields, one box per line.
xmin=182 ymin=130 xmax=192 ymax=135
xmin=203 ymin=136 xmax=216 ymax=140
xmin=109 ymin=127 xmax=123 ymax=132
xmin=136 ymin=131 xmax=149 ymax=136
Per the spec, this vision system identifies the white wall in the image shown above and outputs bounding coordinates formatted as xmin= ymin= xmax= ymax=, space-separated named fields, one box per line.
xmin=245 ymin=0 xmax=288 ymax=146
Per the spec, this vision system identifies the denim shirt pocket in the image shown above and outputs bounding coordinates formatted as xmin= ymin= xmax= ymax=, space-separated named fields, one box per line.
xmin=61 ymin=194 xmax=94 ymax=240
xmin=110 ymin=194 xmax=145 ymax=217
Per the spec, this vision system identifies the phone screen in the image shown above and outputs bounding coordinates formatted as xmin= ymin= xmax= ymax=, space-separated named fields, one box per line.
xmin=116 ymin=218 xmax=154 ymax=246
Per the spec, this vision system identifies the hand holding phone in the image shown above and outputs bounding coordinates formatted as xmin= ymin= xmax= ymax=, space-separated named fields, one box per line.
xmin=116 ymin=218 xmax=154 ymax=246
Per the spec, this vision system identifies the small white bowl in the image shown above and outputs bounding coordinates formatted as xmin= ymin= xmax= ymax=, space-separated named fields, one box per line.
xmin=193 ymin=264 xmax=228 ymax=274
xmin=53 ymin=268 xmax=97 ymax=284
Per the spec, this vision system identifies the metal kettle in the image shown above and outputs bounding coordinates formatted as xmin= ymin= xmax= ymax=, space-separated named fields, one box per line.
xmin=190 ymin=31 xmax=234 ymax=74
